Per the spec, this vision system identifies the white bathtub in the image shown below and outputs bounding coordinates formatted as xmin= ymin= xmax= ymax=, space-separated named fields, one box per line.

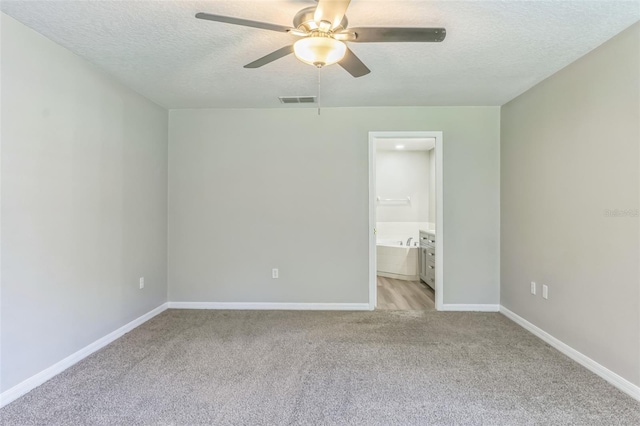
xmin=376 ymin=239 xmax=419 ymax=281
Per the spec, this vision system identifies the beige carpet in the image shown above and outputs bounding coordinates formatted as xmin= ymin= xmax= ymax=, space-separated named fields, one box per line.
xmin=1 ymin=309 xmax=638 ymax=425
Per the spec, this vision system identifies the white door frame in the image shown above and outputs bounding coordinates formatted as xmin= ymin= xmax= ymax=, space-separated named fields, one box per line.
xmin=368 ymin=131 xmax=444 ymax=311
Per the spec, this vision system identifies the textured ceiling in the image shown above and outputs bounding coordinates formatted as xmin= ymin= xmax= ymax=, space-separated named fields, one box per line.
xmin=2 ymin=1 xmax=639 ymax=108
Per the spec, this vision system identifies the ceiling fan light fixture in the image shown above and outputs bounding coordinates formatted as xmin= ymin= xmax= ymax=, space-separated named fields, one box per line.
xmin=293 ymin=36 xmax=346 ymax=68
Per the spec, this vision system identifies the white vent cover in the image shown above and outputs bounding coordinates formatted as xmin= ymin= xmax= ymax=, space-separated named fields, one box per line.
xmin=278 ymin=96 xmax=317 ymax=104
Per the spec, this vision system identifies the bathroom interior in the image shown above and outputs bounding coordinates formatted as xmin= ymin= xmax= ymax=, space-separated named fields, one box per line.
xmin=376 ymin=137 xmax=436 ymax=310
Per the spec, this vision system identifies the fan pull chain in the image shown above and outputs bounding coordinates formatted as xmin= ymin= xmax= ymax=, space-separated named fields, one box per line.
xmin=317 ymin=68 xmax=321 ymax=116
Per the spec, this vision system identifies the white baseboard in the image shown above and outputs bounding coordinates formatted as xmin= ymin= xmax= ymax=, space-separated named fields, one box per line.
xmin=168 ymin=302 xmax=371 ymax=311
xmin=500 ymin=305 xmax=640 ymax=402
xmin=0 ymin=303 xmax=169 ymax=409
xmin=438 ymin=304 xmax=500 ymax=312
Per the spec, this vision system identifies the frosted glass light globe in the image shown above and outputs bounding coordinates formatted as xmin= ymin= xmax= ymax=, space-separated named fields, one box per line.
xmin=294 ymin=36 xmax=347 ymax=68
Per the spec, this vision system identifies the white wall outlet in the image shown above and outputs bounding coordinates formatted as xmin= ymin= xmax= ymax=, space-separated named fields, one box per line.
xmin=139 ymin=277 xmax=144 ymax=289
xmin=272 ymin=268 xmax=279 ymax=279
xmin=530 ymin=281 xmax=537 ymax=295
xmin=542 ymin=285 xmax=549 ymax=299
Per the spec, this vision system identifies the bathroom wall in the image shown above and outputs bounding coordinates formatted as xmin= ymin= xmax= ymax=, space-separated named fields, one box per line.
xmin=376 ymin=149 xmax=430 ymax=223
xmin=376 ymin=222 xmax=430 ymax=243
xmin=428 ymin=149 xmax=436 ymax=224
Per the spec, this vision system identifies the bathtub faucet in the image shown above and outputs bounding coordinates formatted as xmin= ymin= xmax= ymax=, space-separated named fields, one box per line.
xmin=406 ymin=237 xmax=413 ymax=246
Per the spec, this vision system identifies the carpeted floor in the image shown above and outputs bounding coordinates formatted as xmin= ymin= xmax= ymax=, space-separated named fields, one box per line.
xmin=1 ymin=310 xmax=638 ymax=425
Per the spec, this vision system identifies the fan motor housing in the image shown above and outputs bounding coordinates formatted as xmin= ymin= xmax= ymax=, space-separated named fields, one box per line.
xmin=293 ymin=6 xmax=347 ymax=32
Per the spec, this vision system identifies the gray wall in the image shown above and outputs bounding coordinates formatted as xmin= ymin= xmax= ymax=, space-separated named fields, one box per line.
xmin=1 ymin=14 xmax=168 ymax=392
xmin=168 ymin=107 xmax=500 ymax=305
xmin=501 ymin=23 xmax=639 ymax=386
xmin=376 ymin=150 xmax=430 ymax=222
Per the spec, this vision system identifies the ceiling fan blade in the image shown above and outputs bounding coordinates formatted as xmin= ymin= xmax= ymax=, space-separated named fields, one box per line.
xmin=314 ymin=0 xmax=351 ymax=29
xmin=333 ymin=31 xmax=357 ymax=41
xmin=349 ymin=27 xmax=447 ymax=43
xmin=195 ymin=12 xmax=292 ymax=33
xmin=244 ymin=45 xmax=294 ymax=68
xmin=339 ymin=47 xmax=370 ymax=78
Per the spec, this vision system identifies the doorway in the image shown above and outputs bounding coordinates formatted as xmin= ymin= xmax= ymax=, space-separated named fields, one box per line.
xmin=368 ymin=131 xmax=444 ymax=310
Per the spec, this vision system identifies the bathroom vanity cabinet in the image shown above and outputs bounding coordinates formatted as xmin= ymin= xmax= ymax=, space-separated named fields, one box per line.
xmin=419 ymin=230 xmax=436 ymax=290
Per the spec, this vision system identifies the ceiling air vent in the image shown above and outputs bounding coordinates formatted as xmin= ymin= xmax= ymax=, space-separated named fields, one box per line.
xmin=278 ymin=96 xmax=317 ymax=104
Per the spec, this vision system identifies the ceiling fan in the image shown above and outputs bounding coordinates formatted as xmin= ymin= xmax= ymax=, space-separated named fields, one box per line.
xmin=195 ymin=0 xmax=446 ymax=78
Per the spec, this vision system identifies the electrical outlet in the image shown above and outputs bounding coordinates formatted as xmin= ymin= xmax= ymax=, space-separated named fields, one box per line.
xmin=272 ymin=268 xmax=279 ymax=279
xmin=139 ymin=277 xmax=144 ymax=289
xmin=542 ymin=285 xmax=549 ymax=300
xmin=530 ymin=281 xmax=537 ymax=295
